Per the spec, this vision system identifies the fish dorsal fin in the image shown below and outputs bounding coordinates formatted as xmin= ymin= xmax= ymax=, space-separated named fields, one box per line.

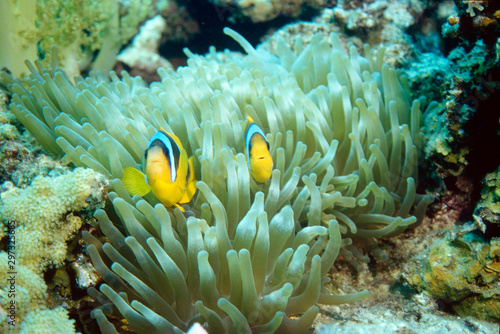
xmin=148 ymin=130 xmax=181 ymax=182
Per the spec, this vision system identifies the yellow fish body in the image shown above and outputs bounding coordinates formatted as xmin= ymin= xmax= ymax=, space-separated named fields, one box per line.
xmin=122 ymin=129 xmax=196 ymax=211
xmin=245 ymin=117 xmax=273 ymax=183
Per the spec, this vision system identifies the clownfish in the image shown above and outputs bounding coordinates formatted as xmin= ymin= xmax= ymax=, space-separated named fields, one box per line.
xmin=122 ymin=129 xmax=196 ymax=211
xmin=245 ymin=116 xmax=273 ymax=183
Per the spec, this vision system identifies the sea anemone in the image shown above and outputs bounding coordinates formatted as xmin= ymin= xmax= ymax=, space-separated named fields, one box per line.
xmin=1 ymin=28 xmax=433 ymax=332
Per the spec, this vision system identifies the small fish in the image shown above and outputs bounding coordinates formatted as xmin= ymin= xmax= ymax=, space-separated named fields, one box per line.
xmin=245 ymin=116 xmax=273 ymax=183
xmin=122 ymin=129 xmax=196 ymax=211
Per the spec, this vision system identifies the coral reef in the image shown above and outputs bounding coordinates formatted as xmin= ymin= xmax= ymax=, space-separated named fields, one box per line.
xmin=314 ymin=201 xmax=498 ymax=334
xmin=210 ymin=0 xmax=336 ymax=23
xmin=0 ymin=20 xmax=434 ymax=331
xmin=0 ymin=252 xmax=78 ymax=333
xmin=403 ymin=233 xmax=500 ymax=322
xmin=0 ymin=0 xmax=500 ymax=332
xmin=474 ymin=165 xmax=500 ymax=231
xmin=18 ymin=307 xmax=78 ymax=334
xmin=330 ymin=0 xmax=427 ymax=67
xmin=158 ymin=2 xmax=200 ymax=43
xmin=0 ymin=168 xmax=108 ymax=271
xmin=403 ymin=0 xmax=500 ymax=233
xmin=443 ymin=0 xmax=500 ymax=43
xmin=117 ymin=15 xmax=174 ymax=74
xmin=0 ymin=0 xmax=154 ymax=77
xmin=434 ymin=0 xmax=500 ymax=180
xmin=0 ymin=168 xmax=107 ymax=333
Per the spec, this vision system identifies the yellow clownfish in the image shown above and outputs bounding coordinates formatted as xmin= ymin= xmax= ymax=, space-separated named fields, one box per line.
xmin=245 ymin=117 xmax=273 ymax=183
xmin=122 ymin=129 xmax=196 ymax=211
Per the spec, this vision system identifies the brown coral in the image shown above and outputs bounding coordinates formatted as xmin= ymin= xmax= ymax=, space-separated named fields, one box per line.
xmin=403 ymin=235 xmax=500 ymax=322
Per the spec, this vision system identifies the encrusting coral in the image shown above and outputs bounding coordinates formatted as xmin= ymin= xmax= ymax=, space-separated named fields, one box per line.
xmin=0 ymin=168 xmax=108 ymax=271
xmin=1 ymin=27 xmax=433 ymax=332
xmin=0 ymin=168 xmax=107 ymax=333
xmin=404 ymin=235 xmax=500 ymax=322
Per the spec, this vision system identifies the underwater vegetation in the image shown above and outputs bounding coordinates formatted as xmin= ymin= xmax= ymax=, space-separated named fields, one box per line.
xmin=0 ymin=23 xmax=435 ymax=333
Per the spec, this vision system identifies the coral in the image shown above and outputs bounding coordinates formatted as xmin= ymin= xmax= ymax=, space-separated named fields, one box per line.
xmin=418 ymin=37 xmax=500 ymax=187
xmin=0 ymin=168 xmax=107 ymax=333
xmin=19 ymin=307 xmax=77 ymax=334
xmin=0 ymin=124 xmax=19 ymax=141
xmin=0 ymin=0 xmax=154 ymax=78
xmin=0 ymin=0 xmax=38 ymax=77
xmin=117 ymin=15 xmax=174 ymax=74
xmin=443 ymin=0 xmax=499 ymax=44
xmin=331 ymin=0 xmax=426 ymax=67
xmin=403 ymin=234 xmax=500 ymax=322
xmin=158 ymin=4 xmax=200 ymax=43
xmin=463 ymin=0 xmax=486 ymax=17
xmin=210 ymin=0 xmax=336 ymax=23
xmin=0 ymin=252 xmax=48 ymax=331
xmin=474 ymin=165 xmax=500 ymax=230
xmin=1 ymin=26 xmax=433 ymax=332
xmin=0 ymin=168 xmax=108 ymax=271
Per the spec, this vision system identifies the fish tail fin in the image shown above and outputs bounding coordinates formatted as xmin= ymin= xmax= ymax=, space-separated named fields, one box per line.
xmin=122 ymin=167 xmax=151 ymax=197
xmin=180 ymin=156 xmax=197 ymax=204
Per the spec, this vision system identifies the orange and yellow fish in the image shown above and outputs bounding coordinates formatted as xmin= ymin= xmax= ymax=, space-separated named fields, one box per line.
xmin=122 ymin=129 xmax=196 ymax=211
xmin=245 ymin=116 xmax=273 ymax=183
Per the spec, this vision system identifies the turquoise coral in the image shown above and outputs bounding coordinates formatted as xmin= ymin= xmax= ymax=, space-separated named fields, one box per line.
xmin=1 ymin=27 xmax=433 ymax=332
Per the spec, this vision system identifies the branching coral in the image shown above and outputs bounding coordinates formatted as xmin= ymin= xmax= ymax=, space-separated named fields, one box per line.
xmin=1 ymin=27 xmax=433 ymax=332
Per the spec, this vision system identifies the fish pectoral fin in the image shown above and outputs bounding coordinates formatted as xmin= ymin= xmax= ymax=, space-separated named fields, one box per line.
xmin=122 ymin=167 xmax=151 ymax=197
xmin=173 ymin=203 xmax=186 ymax=212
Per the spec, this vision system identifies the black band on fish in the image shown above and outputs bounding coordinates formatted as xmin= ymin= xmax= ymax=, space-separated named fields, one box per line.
xmin=148 ymin=130 xmax=181 ymax=182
